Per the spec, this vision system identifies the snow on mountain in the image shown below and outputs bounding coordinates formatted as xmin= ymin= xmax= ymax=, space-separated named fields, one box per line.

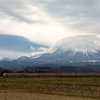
xmin=37 ymin=35 xmax=100 ymax=62
xmin=2 ymin=35 xmax=100 ymax=63
xmin=1 ymin=58 xmax=14 ymax=61
xmin=49 ymin=35 xmax=100 ymax=53
xmin=30 ymin=54 xmax=42 ymax=59
xmin=1 ymin=35 xmax=100 ymax=69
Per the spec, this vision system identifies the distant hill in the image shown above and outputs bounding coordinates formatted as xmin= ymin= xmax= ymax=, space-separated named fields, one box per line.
xmin=16 ymin=65 xmax=100 ymax=73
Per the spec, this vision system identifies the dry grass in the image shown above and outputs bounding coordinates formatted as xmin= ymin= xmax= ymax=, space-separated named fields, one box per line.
xmin=0 ymin=91 xmax=99 ymax=100
xmin=0 ymin=77 xmax=100 ymax=99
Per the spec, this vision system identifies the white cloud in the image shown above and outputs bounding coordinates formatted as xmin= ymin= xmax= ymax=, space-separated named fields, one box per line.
xmin=37 ymin=47 xmax=48 ymax=51
xmin=0 ymin=50 xmax=32 ymax=60
xmin=30 ymin=46 xmax=35 ymax=50
xmin=0 ymin=0 xmax=90 ymax=47
xmin=0 ymin=0 xmax=100 ymax=59
xmin=0 ymin=2 xmax=69 ymax=46
xmin=31 ymin=47 xmax=50 ymax=56
xmin=49 ymin=35 xmax=100 ymax=53
xmin=0 ymin=47 xmax=50 ymax=60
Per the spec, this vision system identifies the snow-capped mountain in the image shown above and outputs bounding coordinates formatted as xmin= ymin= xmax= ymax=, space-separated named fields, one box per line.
xmin=36 ymin=35 xmax=100 ymax=62
xmin=1 ymin=35 xmax=100 ymax=69
xmin=49 ymin=35 xmax=100 ymax=53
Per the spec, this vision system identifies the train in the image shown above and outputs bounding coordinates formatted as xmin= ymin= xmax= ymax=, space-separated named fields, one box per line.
xmin=2 ymin=73 xmax=100 ymax=77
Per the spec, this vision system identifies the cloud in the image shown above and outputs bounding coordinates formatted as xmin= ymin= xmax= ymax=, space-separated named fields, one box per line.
xmin=0 ymin=0 xmax=81 ymax=46
xmin=30 ymin=46 xmax=54 ymax=57
xmin=0 ymin=2 xmax=68 ymax=46
xmin=0 ymin=0 xmax=100 ymax=38
xmin=41 ymin=0 xmax=100 ymax=34
xmin=37 ymin=47 xmax=48 ymax=51
xmin=49 ymin=35 xmax=100 ymax=53
xmin=0 ymin=0 xmax=34 ymax=23
xmin=31 ymin=47 xmax=50 ymax=56
xmin=30 ymin=46 xmax=35 ymax=50
xmin=0 ymin=46 xmax=49 ymax=60
xmin=0 ymin=0 xmax=100 ymax=59
xmin=0 ymin=50 xmax=31 ymax=60
xmin=1 ymin=35 xmax=100 ymax=60
xmin=0 ymin=34 xmax=49 ymax=59
xmin=0 ymin=34 xmax=48 ymax=53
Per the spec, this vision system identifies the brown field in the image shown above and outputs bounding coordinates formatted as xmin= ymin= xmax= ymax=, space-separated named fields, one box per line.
xmin=0 ymin=91 xmax=100 ymax=100
xmin=0 ymin=77 xmax=100 ymax=100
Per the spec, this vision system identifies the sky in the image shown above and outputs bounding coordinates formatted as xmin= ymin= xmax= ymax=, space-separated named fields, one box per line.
xmin=0 ymin=0 xmax=100 ymax=59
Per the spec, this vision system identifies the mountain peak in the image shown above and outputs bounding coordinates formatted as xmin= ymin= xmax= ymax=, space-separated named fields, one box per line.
xmin=50 ymin=35 xmax=100 ymax=54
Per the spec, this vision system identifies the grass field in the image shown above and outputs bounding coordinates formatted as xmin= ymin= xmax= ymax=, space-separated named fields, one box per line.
xmin=0 ymin=77 xmax=100 ymax=100
xmin=0 ymin=91 xmax=100 ymax=100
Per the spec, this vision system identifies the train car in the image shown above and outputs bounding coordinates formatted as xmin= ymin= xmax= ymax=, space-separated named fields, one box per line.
xmin=3 ymin=73 xmax=23 ymax=77
xmin=2 ymin=73 xmax=100 ymax=77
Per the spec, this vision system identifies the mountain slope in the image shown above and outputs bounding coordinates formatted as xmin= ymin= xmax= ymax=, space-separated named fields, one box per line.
xmin=36 ymin=35 xmax=100 ymax=62
xmin=1 ymin=35 xmax=100 ymax=69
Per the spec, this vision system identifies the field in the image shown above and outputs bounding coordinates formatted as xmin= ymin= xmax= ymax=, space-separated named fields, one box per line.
xmin=0 ymin=77 xmax=100 ymax=100
xmin=0 ymin=92 xmax=99 ymax=100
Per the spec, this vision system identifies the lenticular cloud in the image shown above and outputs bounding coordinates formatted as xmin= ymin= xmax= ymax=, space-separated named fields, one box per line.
xmin=50 ymin=35 xmax=100 ymax=53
